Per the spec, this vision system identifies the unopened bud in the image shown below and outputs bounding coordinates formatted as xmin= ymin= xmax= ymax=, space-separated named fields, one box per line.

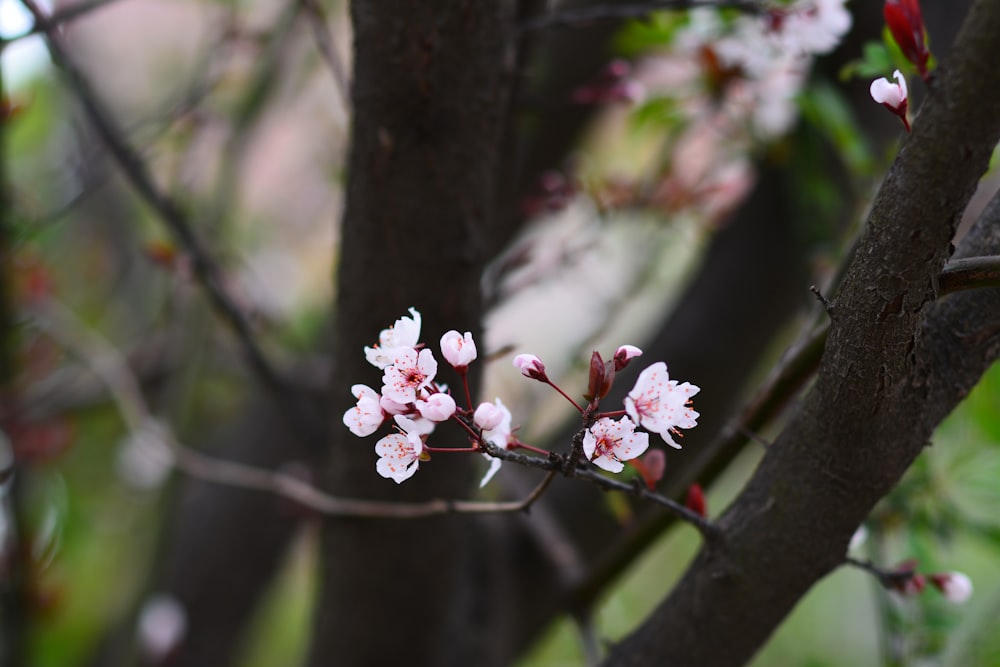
xmin=685 ymin=483 xmax=707 ymax=518
xmin=513 ymin=354 xmax=548 ymax=381
xmin=613 ymin=345 xmax=643 ymax=371
xmin=930 ymin=571 xmax=973 ymax=604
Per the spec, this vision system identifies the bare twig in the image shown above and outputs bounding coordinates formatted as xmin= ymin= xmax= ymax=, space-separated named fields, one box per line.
xmin=810 ymin=284 xmax=834 ymax=315
xmin=517 ymin=0 xmax=761 ymax=34
xmin=575 ymin=468 xmax=717 ymax=538
xmin=19 ymin=0 xmax=323 ymax=444
xmin=3 ymin=0 xmax=126 ymax=43
xmin=938 ymin=255 xmax=1000 ymax=294
xmin=26 ymin=297 xmax=559 ymax=519
xmin=299 ymin=0 xmax=350 ymax=116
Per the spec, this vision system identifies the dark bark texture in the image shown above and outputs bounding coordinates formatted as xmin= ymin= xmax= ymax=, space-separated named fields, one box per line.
xmin=307 ymin=2 xmax=515 ymax=665
xmin=606 ymin=1 xmax=1000 ymax=664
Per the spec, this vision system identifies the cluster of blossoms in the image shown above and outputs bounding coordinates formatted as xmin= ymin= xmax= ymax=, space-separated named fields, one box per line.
xmin=344 ymin=309 xmax=700 ymax=487
xmin=669 ymin=0 xmax=852 ymax=138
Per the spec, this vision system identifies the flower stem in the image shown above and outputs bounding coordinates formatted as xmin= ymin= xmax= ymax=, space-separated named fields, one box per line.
xmin=545 ymin=379 xmax=584 ymax=413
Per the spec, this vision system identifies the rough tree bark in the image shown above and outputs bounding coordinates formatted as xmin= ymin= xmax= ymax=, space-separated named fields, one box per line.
xmin=306 ymin=2 xmax=515 ymax=665
xmin=606 ymin=1 xmax=1000 ymax=663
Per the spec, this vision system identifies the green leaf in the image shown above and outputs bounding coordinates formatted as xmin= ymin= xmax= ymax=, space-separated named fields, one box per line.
xmin=840 ymin=41 xmax=894 ymax=81
xmin=614 ymin=12 xmax=688 ymax=57
xmin=629 ymin=96 xmax=681 ymax=131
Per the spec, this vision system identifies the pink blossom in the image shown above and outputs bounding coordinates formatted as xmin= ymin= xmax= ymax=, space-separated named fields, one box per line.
xmin=440 ymin=330 xmax=477 ymax=369
xmin=513 ymin=353 xmax=548 ymax=381
xmin=624 ymin=362 xmax=700 ymax=449
xmin=473 ymin=401 xmax=505 ymax=431
xmin=478 ymin=398 xmax=513 ymax=450
xmin=583 ymin=416 xmax=649 ymax=473
xmin=379 ymin=394 xmax=409 ymax=415
xmin=477 ymin=398 xmax=514 ymax=488
xmin=342 ymin=384 xmax=385 ymax=437
xmin=416 ymin=393 xmax=457 ymax=422
xmin=777 ymin=0 xmax=852 ymax=56
xmin=870 ymin=70 xmax=910 ymax=131
xmin=364 ymin=308 xmax=422 ymax=369
xmin=375 ymin=415 xmax=433 ymax=483
xmin=381 ymin=347 xmax=438 ymax=404
xmin=930 ymin=572 xmax=973 ymax=604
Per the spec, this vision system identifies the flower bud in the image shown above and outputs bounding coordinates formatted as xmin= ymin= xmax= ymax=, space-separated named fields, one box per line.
xmin=513 ymin=354 xmax=548 ymax=381
xmin=416 ymin=393 xmax=457 ymax=422
xmin=586 ymin=351 xmax=614 ymax=402
xmin=685 ymin=483 xmax=707 ymax=518
xmin=886 ymin=559 xmax=925 ymax=596
xmin=930 ymin=572 xmax=973 ymax=604
xmin=613 ymin=344 xmax=643 ymax=371
xmin=474 ymin=402 xmax=504 ymax=431
xmin=884 ymin=0 xmax=930 ymax=78
xmin=870 ymin=70 xmax=909 ymax=131
xmin=440 ymin=330 xmax=477 ymax=369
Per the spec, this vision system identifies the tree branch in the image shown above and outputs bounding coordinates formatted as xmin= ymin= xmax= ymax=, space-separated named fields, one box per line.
xmin=606 ymin=0 xmax=1000 ymax=662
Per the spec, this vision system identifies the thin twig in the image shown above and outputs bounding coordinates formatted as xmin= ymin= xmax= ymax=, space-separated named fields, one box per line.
xmin=517 ymin=0 xmax=761 ymax=34
xmin=20 ymin=0 xmax=323 ymax=445
xmin=3 ymin=0 xmax=126 ymax=44
xmin=938 ymin=255 xmax=1000 ymax=294
xmin=574 ymin=468 xmax=717 ymax=538
xmin=299 ymin=0 xmax=350 ymax=116
xmin=26 ymin=297 xmax=559 ymax=519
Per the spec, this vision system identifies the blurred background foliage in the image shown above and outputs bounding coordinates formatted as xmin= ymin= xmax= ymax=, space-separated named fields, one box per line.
xmin=1 ymin=0 xmax=997 ymax=665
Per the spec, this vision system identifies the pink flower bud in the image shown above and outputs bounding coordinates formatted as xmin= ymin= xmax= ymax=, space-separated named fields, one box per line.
xmin=513 ymin=354 xmax=548 ymax=381
xmin=473 ymin=402 xmax=504 ymax=431
xmin=930 ymin=572 xmax=973 ymax=604
xmin=416 ymin=393 xmax=457 ymax=422
xmin=613 ymin=344 xmax=643 ymax=371
xmin=440 ymin=330 xmax=477 ymax=369
xmin=870 ymin=70 xmax=910 ymax=131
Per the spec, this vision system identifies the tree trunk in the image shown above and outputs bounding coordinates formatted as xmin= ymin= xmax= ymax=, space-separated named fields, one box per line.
xmin=307 ymin=2 xmax=515 ymax=665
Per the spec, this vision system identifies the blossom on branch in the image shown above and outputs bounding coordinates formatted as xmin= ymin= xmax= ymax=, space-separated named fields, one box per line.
xmin=364 ymin=307 xmax=422 ymax=369
xmin=382 ymin=347 xmax=438 ymax=404
xmin=343 ymin=384 xmax=385 ymax=437
xmin=440 ymin=330 xmax=477 ymax=369
xmin=375 ymin=415 xmax=434 ymax=483
xmin=930 ymin=572 xmax=973 ymax=604
xmin=513 ymin=353 xmax=548 ymax=381
xmin=870 ymin=69 xmax=910 ymax=131
xmin=416 ymin=392 xmax=457 ymax=422
xmin=774 ymin=0 xmax=853 ymax=56
xmin=583 ymin=416 xmax=649 ymax=473
xmin=613 ymin=344 xmax=643 ymax=371
xmin=624 ymin=362 xmax=700 ymax=449
xmin=477 ymin=398 xmax=514 ymax=488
